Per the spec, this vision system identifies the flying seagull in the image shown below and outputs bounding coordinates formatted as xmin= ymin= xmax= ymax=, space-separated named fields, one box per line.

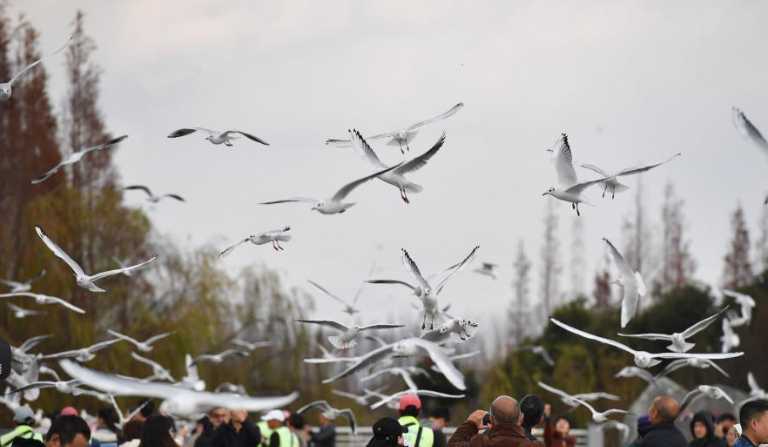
xmin=190 ymin=349 xmax=249 ymax=367
xmin=576 ymin=153 xmax=681 ymax=199
xmin=369 ymin=389 xmax=466 ymax=411
xmin=614 ymin=366 xmax=655 ymax=385
xmin=542 ymin=133 xmax=605 ymax=216
xmin=653 ymin=358 xmax=729 ymax=381
xmin=306 ymin=280 xmax=363 ymax=317
xmin=420 ymin=319 xmax=479 ymax=344
xmin=0 ymin=292 xmax=85 ymax=314
xmin=732 ymin=107 xmax=768 ymax=153
xmin=538 ymin=382 xmax=622 ymax=413
xmin=721 ymin=289 xmax=755 ymax=327
xmin=6 ymin=379 xmax=82 ymax=396
xmin=259 ymin=163 xmax=402 ymax=214
xmin=130 ymin=352 xmax=175 ymax=382
xmin=43 ymin=339 xmax=123 ymax=363
xmin=32 ymin=136 xmax=128 ymax=184
xmin=295 ymin=319 xmax=404 ymax=353
xmin=35 ymin=225 xmax=156 ymax=292
xmin=59 ymin=360 xmax=298 ymax=418
xmin=106 ymin=330 xmax=174 ymax=352
xmin=218 ymin=226 xmax=291 ymax=257
xmin=230 ymin=340 xmax=272 ymax=351
xmin=0 ymin=269 xmax=46 ymax=293
xmin=550 ymin=318 xmax=744 ymax=368
xmin=6 ymin=302 xmax=45 ymax=319
xmin=297 ymin=401 xmax=357 ymax=434
xmin=538 ymin=382 xmax=630 ymax=423
xmin=331 ymin=387 xmax=388 ymax=407
xmin=603 ymin=238 xmax=646 ymax=328
xmin=474 ymin=262 xmax=498 ymax=280
xmin=680 ymin=385 xmax=734 ymax=414
xmin=348 ymin=129 xmax=446 ymax=203
xmin=519 ymin=345 xmax=555 ymax=367
xmin=123 ymin=185 xmax=185 ymax=203
xmin=0 ymin=35 xmax=73 ymax=101
xmin=167 ymin=128 xmax=269 ymax=146
xmin=721 ymin=318 xmax=740 ymax=353
xmin=617 ymin=306 xmax=729 ymax=352
xmin=327 ymin=103 xmax=463 ymax=153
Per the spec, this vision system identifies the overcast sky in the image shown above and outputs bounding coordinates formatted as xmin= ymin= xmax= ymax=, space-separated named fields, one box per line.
xmin=14 ymin=1 xmax=768 ymax=332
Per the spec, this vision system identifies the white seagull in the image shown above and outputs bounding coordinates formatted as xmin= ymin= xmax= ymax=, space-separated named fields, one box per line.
xmin=331 ymin=387 xmax=388 ymax=407
xmin=218 ymin=226 xmax=292 ymax=257
xmin=538 ymin=382 xmax=621 ymax=412
xmin=603 ymin=238 xmax=646 ymax=328
xmin=369 ymin=389 xmax=466 ymax=411
xmin=474 ymin=262 xmax=498 ymax=280
xmin=43 ymin=339 xmax=123 ymax=363
xmin=297 ymin=401 xmax=357 ymax=434
xmin=538 ymin=382 xmax=629 ymax=423
xmin=327 ymin=103 xmax=463 ymax=153
xmin=189 ymin=349 xmax=249 ymax=366
xmin=542 ymin=134 xmax=605 ymax=216
xmin=722 ymin=289 xmax=755 ymax=327
xmin=0 ymin=292 xmax=85 ymax=314
xmin=576 ymin=153 xmax=681 ymax=199
xmin=178 ymin=354 xmax=205 ymax=391
xmin=550 ymin=318 xmax=744 ymax=368
xmin=32 ymin=136 xmax=128 ymax=184
xmin=167 ymin=128 xmax=268 ymax=146
xmin=6 ymin=303 xmax=45 ymax=319
xmin=348 ymin=129 xmax=446 ymax=203
xmin=519 ymin=345 xmax=555 ymax=367
xmin=307 ymin=280 xmax=363 ymax=317
xmin=259 ymin=163 xmax=402 ymax=214
xmin=106 ymin=330 xmax=174 ymax=352
xmin=35 ymin=225 xmax=156 ymax=292
xmin=123 ymin=185 xmax=185 ymax=203
xmin=6 ymin=379 xmax=82 ymax=396
xmin=0 ymin=35 xmax=72 ymax=101
xmin=130 ymin=352 xmax=175 ymax=382
xmin=295 ymin=319 xmax=404 ymax=353
xmin=59 ymin=360 xmax=298 ymax=418
xmin=0 ymin=269 xmax=46 ymax=293
xmin=420 ymin=319 xmax=479 ymax=344
xmin=653 ymin=358 xmax=729 ymax=380
xmin=230 ymin=339 xmax=272 ymax=351
xmin=614 ymin=366 xmax=655 ymax=385
xmin=721 ymin=318 xmax=740 ymax=353
xmin=732 ymin=107 xmax=768 ymax=153
xmin=617 ymin=306 xmax=729 ymax=353
xmin=680 ymin=385 xmax=734 ymax=413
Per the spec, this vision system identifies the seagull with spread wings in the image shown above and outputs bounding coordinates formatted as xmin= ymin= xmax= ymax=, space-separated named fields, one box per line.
xmin=168 ymin=128 xmax=268 ymax=146
xmin=617 ymin=306 xmax=728 ymax=352
xmin=107 ymin=330 xmax=174 ymax=352
xmin=0 ymin=292 xmax=85 ymax=314
xmin=603 ymin=238 xmax=646 ymax=328
xmin=542 ymin=134 xmax=605 ymax=216
xmin=576 ymin=153 xmax=680 ymax=199
xmin=32 ymin=136 xmax=128 ymax=184
xmin=6 ymin=302 xmax=45 ymax=319
xmin=306 ymin=280 xmax=364 ymax=317
xmin=0 ymin=35 xmax=72 ymax=101
xmin=0 ymin=269 xmax=46 ymax=293
xmin=190 ymin=349 xmax=249 ymax=367
xmin=297 ymin=401 xmax=357 ymax=434
xmin=43 ymin=339 xmax=123 ymax=363
xmin=123 ymin=185 xmax=185 ymax=203
xmin=218 ymin=226 xmax=292 ymax=257
xmin=538 ymin=382 xmax=630 ymax=423
xmin=296 ymin=319 xmax=404 ymax=353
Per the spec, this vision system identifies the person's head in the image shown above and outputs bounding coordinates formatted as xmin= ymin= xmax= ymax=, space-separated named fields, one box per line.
xmin=648 ymin=396 xmax=680 ymax=424
xmin=398 ymin=395 xmax=422 ymax=418
xmin=519 ymin=395 xmax=544 ymax=428
xmin=262 ymin=410 xmax=285 ymax=430
xmin=137 ymin=399 xmax=155 ymax=422
xmin=318 ymin=413 xmax=331 ymax=427
xmin=44 ymin=415 xmax=91 ymax=447
xmin=288 ymin=413 xmax=306 ymax=431
xmin=15 ymin=405 xmax=37 ymax=427
xmin=555 ymin=415 xmax=571 ymax=434
xmin=690 ymin=411 xmax=715 ymax=440
xmin=739 ymin=400 xmax=768 ymax=444
xmin=206 ymin=408 xmax=228 ymax=429
xmin=98 ymin=408 xmax=119 ymax=433
xmin=716 ymin=412 xmax=737 ymax=437
xmin=367 ymin=417 xmax=408 ymax=447
xmin=489 ymin=396 xmax=520 ymax=426
xmin=138 ymin=415 xmax=176 ymax=447
xmin=122 ymin=420 xmax=144 ymax=443
xmin=429 ymin=407 xmax=450 ymax=429
xmin=59 ymin=408 xmax=79 ymax=418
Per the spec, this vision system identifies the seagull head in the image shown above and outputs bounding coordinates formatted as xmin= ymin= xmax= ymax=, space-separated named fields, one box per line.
xmin=311 ymin=201 xmax=325 ymax=211
xmin=0 ymin=83 xmax=11 ymax=101
xmin=542 ymin=187 xmax=555 ymax=196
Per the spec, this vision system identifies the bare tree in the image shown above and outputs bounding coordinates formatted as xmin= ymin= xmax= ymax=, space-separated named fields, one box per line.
xmin=509 ymin=240 xmax=531 ymax=346
xmin=540 ymin=200 xmax=562 ymax=318
xmin=593 ymin=251 xmax=613 ymax=311
xmin=570 ymin=217 xmax=586 ymax=299
xmin=622 ymin=177 xmax=653 ymax=278
xmin=658 ymin=181 xmax=696 ymax=294
xmin=723 ymin=203 xmax=753 ymax=289
xmin=755 ymin=201 xmax=768 ymax=275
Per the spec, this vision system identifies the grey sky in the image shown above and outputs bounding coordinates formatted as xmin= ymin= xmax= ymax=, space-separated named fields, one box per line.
xmin=15 ymin=1 xmax=768 ymax=332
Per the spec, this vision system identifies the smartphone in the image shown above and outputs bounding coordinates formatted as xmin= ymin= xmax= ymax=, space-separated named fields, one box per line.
xmin=482 ymin=414 xmax=491 ymax=426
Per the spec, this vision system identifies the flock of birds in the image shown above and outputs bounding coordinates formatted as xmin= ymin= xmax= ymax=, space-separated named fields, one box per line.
xmin=1 ymin=26 xmax=767 ymax=443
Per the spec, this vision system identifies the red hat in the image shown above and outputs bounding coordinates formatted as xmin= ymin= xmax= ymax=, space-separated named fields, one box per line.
xmin=398 ymin=394 xmax=422 ymax=410
xmin=60 ymin=406 xmax=78 ymax=416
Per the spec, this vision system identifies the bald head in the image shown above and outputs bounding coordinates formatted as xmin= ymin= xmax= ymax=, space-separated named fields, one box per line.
xmin=649 ymin=396 xmax=680 ymax=424
xmin=490 ymin=396 xmax=520 ymax=424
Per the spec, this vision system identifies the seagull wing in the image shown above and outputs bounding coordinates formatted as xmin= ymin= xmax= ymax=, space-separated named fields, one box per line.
xmin=295 ymin=319 xmax=349 ymax=332
xmin=35 ymin=226 xmax=86 ymax=276
xmin=565 ymin=178 xmax=606 ymax=195
xmin=259 ymin=197 xmax=317 ymax=205
xmin=27 ymin=269 xmax=47 ymax=284
xmin=552 ymin=134 xmax=578 ymax=187
xmin=407 ymin=338 xmax=466 ymax=390
xmin=36 ymin=295 xmax=85 ymax=314
xmin=224 ymin=131 xmax=269 ymax=146
xmin=107 ymin=330 xmax=140 ymax=346
xmin=18 ymin=335 xmax=52 ymax=353
xmin=732 ymin=107 xmax=768 ymax=153
xmin=322 ymin=343 xmax=394 ymax=384
xmin=297 ymin=400 xmax=333 ymax=415
xmin=0 ymin=279 xmax=23 ymax=289
xmin=6 ymin=302 xmax=24 ymax=312
xmin=124 ymin=185 xmax=153 ymax=198
xmin=338 ymin=409 xmax=357 ymax=434
xmin=435 ymin=245 xmax=479 ymax=295
xmin=30 ymin=162 xmax=65 ymax=184
xmin=575 ymin=162 xmax=609 ymax=177
xmin=405 ymin=103 xmax=464 ymax=132
xmin=365 ymin=279 xmax=417 ymax=292
xmin=704 ymin=359 xmax=730 ymax=378
xmin=88 ymin=339 xmax=122 ymax=353
xmin=394 ymin=133 xmax=447 ymax=175
xmin=144 ymin=332 xmax=175 ymax=345
xmin=89 ymin=256 xmax=157 ymax=282
xmin=604 ymin=238 xmax=640 ymax=328
xmin=680 ymin=389 xmax=703 ymax=414
xmin=653 ymin=359 xmax=688 ymax=380
xmin=325 ymin=139 xmax=353 ymax=148
xmin=682 ymin=306 xmax=730 ymax=338
xmin=331 ymin=162 xmax=403 ymax=202
xmin=550 ymin=318 xmax=636 ymax=355
xmin=131 ymin=352 xmax=164 ymax=370
xmin=349 ymin=129 xmax=387 ymax=169
xmin=9 ymin=35 xmax=72 ymax=85
xmin=370 ymin=390 xmax=465 ymax=410
xmin=537 ymin=381 xmax=576 ymax=402
xmin=5 ymin=381 xmax=55 ymax=395
xmin=307 ymin=280 xmax=350 ymax=307
xmin=400 ymin=249 xmax=432 ymax=293
xmin=218 ymin=237 xmax=252 ymax=259
xmin=79 ymin=135 xmax=129 ymax=157
xmin=649 ymin=351 xmax=744 ymax=360
xmin=615 ymin=153 xmax=681 ymax=177
xmin=167 ymin=128 xmax=200 ymax=138
xmin=160 ymin=194 xmax=185 ymax=202
xmin=359 ymin=324 xmax=405 ymax=331
xmin=748 ymin=372 xmax=762 ymax=394
xmin=616 ymin=333 xmax=673 ymax=341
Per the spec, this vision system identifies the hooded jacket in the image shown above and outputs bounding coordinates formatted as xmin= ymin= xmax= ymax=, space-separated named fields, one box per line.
xmin=689 ymin=412 xmax=726 ymax=447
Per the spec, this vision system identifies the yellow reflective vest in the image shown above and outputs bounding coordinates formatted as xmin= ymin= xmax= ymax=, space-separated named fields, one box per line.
xmin=0 ymin=426 xmax=44 ymax=447
xmin=398 ymin=416 xmax=434 ymax=447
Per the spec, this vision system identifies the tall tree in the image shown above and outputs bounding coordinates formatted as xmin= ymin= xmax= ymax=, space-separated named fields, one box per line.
xmin=569 ymin=217 xmax=586 ymax=299
xmin=755 ymin=202 xmax=768 ymax=275
xmin=540 ymin=200 xmax=562 ymax=319
xmin=593 ymin=252 xmax=613 ymax=311
xmin=658 ymin=182 xmax=696 ymax=294
xmin=723 ymin=203 xmax=753 ymax=289
xmin=622 ymin=178 xmax=653 ymax=278
xmin=508 ymin=240 xmax=531 ymax=346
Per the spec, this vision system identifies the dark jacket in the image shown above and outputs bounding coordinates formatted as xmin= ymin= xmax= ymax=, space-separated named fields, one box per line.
xmin=543 ymin=419 xmax=575 ymax=447
xmin=522 ymin=425 xmax=536 ymax=442
xmin=211 ymin=420 xmax=261 ymax=447
xmin=195 ymin=418 xmax=217 ymax=447
xmin=309 ymin=425 xmax=335 ymax=447
xmin=689 ymin=411 xmax=726 ymax=447
xmin=420 ymin=420 xmax=447 ymax=447
xmin=447 ymin=421 xmax=545 ymax=447
xmin=638 ymin=422 xmax=687 ymax=447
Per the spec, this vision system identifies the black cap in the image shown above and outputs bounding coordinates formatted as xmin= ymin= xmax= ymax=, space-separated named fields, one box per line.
xmin=372 ymin=417 xmax=408 ymax=441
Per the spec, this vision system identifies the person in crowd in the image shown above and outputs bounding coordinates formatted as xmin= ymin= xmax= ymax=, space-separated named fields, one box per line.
xmin=542 ymin=405 xmax=575 ymax=447
xmin=731 ymin=401 xmax=768 ymax=447
xmin=519 ymin=396 xmax=544 ymax=442
xmin=119 ymin=420 xmax=143 ymax=447
xmin=194 ymin=409 xmax=229 ymax=447
xmin=44 ymin=416 xmax=91 ymax=447
xmin=262 ymin=410 xmax=297 ymax=447
xmin=136 ymin=416 xmax=177 ymax=447
xmin=637 ymin=396 xmax=687 ymax=447
xmin=308 ymin=413 xmax=334 ymax=447
xmin=624 ymin=416 xmax=650 ymax=447
xmin=397 ymin=395 xmax=434 ymax=447
xmin=422 ymin=407 xmax=450 ymax=447
xmin=716 ymin=414 xmax=738 ymax=441
xmin=210 ymin=410 xmax=260 ymax=447
xmin=1 ymin=406 xmax=45 ymax=447
xmin=446 ymin=395 xmax=545 ymax=447
xmin=689 ymin=410 xmax=726 ymax=447
xmin=286 ymin=414 xmax=309 ymax=447
xmin=92 ymin=409 xmax=119 ymax=447
xmin=366 ymin=418 xmax=408 ymax=447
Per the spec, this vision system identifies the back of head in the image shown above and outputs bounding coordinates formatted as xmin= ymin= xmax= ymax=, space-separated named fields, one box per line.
xmin=122 ymin=420 xmax=144 ymax=443
xmin=429 ymin=407 xmax=450 ymax=423
xmin=489 ymin=396 xmax=520 ymax=424
xmin=45 ymin=415 xmax=91 ymax=447
xmin=652 ymin=396 xmax=680 ymax=423
xmin=139 ymin=400 xmax=155 ymax=420
xmin=739 ymin=400 xmax=768 ymax=433
xmin=398 ymin=395 xmax=422 ymax=418
xmin=288 ymin=414 xmax=306 ymax=430
xmin=519 ymin=395 xmax=544 ymax=427
xmin=98 ymin=408 xmax=119 ymax=434
xmin=716 ymin=413 xmax=737 ymax=425
xmin=138 ymin=415 xmax=176 ymax=447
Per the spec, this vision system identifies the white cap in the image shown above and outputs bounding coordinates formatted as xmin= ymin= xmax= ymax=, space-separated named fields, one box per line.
xmin=261 ymin=410 xmax=285 ymax=422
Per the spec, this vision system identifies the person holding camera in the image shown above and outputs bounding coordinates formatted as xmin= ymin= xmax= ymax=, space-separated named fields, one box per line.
xmin=446 ymin=395 xmax=545 ymax=447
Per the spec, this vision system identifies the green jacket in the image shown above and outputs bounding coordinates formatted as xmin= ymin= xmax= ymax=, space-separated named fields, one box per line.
xmin=398 ymin=416 xmax=434 ymax=447
xmin=0 ymin=426 xmax=44 ymax=447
